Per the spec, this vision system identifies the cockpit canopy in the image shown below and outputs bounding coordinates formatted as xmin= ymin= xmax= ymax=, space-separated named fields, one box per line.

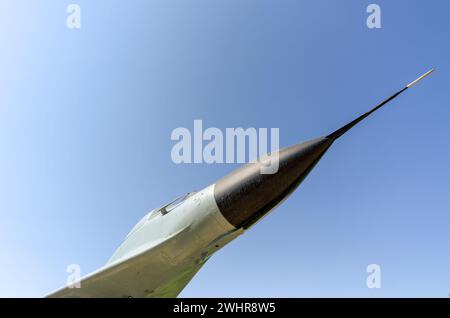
xmin=125 ymin=191 xmax=196 ymax=238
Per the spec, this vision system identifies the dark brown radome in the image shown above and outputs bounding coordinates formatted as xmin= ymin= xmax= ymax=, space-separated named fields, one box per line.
xmin=214 ymin=137 xmax=333 ymax=229
xmin=214 ymin=69 xmax=434 ymax=229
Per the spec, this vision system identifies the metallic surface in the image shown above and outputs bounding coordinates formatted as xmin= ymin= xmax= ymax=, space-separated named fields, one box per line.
xmin=47 ymin=70 xmax=433 ymax=298
xmin=47 ymin=185 xmax=239 ymax=298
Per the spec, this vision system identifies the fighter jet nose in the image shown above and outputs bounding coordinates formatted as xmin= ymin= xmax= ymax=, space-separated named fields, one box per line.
xmin=214 ymin=136 xmax=334 ymax=229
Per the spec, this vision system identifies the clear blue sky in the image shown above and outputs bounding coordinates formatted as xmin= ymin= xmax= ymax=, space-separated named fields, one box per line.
xmin=1 ymin=1 xmax=449 ymax=297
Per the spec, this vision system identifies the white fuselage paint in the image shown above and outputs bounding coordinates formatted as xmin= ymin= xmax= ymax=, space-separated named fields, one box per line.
xmin=106 ymin=184 xmax=242 ymax=297
xmin=50 ymin=184 xmax=242 ymax=298
xmin=109 ymin=184 xmax=236 ymax=265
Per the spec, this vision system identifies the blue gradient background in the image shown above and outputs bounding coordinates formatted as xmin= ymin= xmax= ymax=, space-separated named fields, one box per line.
xmin=1 ymin=1 xmax=449 ymax=297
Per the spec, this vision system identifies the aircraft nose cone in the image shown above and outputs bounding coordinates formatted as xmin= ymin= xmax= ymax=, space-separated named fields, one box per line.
xmin=213 ymin=136 xmax=334 ymax=229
